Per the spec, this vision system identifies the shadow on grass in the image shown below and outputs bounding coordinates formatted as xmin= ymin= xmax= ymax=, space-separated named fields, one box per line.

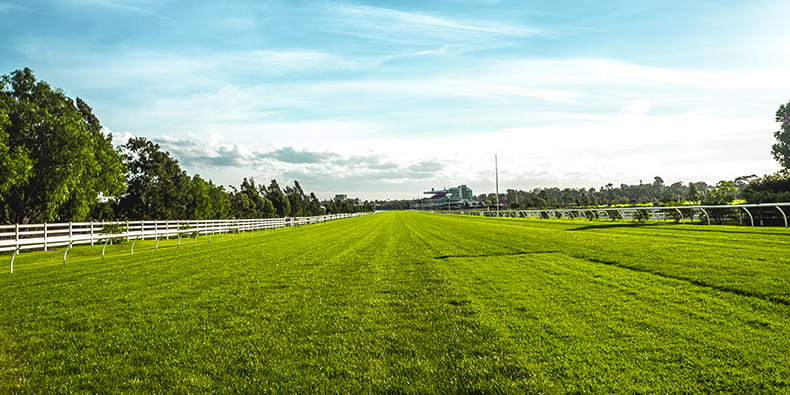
xmin=567 ymin=222 xmax=790 ymax=236
xmin=584 ymin=257 xmax=790 ymax=306
xmin=566 ymin=223 xmax=665 ymax=231
xmin=435 ymin=251 xmax=560 ymax=259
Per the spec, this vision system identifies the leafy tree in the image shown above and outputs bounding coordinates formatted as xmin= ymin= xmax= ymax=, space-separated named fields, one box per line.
xmin=702 ymin=180 xmax=737 ymax=205
xmin=285 ymin=181 xmax=307 ymax=217
xmin=0 ymin=109 xmax=32 ymax=194
xmin=0 ymin=68 xmax=124 ymax=223
xmin=185 ymin=175 xmax=231 ymax=219
xmin=772 ymin=100 xmax=790 ymax=169
xmin=235 ymin=177 xmax=274 ymax=218
xmin=119 ymin=137 xmax=190 ymax=220
xmin=56 ymin=98 xmax=126 ymax=221
xmin=306 ymin=192 xmax=324 ymax=216
xmin=206 ymin=180 xmax=232 ymax=219
xmin=265 ymin=179 xmax=290 ymax=217
xmin=228 ymin=186 xmax=255 ymax=219
xmin=688 ymin=183 xmax=699 ymax=202
xmin=743 ymin=172 xmax=790 ymax=203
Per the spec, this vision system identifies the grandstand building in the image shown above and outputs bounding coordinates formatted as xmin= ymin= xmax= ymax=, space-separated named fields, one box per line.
xmin=417 ymin=185 xmax=479 ymax=209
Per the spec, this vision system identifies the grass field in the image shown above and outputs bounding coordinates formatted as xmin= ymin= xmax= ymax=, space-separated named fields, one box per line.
xmin=1 ymin=211 xmax=788 ymax=393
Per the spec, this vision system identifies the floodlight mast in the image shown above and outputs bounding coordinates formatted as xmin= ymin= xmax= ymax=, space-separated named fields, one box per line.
xmin=495 ymin=154 xmax=499 ymax=216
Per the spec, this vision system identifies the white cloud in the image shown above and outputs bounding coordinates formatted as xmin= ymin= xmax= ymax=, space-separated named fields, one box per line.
xmin=623 ymin=99 xmax=652 ymax=115
xmin=25 ymin=41 xmax=787 ymax=199
xmin=119 ymin=55 xmax=786 ymax=199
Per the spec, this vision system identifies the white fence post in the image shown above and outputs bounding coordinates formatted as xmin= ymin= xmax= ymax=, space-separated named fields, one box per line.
xmin=44 ymin=222 xmax=48 ymax=252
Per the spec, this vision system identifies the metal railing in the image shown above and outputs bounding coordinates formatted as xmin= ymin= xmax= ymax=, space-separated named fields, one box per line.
xmin=449 ymin=203 xmax=790 ymax=228
xmin=2 ymin=213 xmax=370 ymax=273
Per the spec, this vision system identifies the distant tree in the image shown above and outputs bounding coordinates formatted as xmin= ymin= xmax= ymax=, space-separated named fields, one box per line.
xmin=239 ymin=177 xmax=275 ymax=218
xmin=228 ymin=186 xmax=255 ymax=219
xmin=185 ymin=175 xmax=231 ymax=219
xmin=772 ymin=100 xmax=790 ymax=169
xmin=0 ymin=68 xmax=125 ymax=223
xmin=306 ymin=192 xmax=324 ymax=216
xmin=119 ymin=137 xmax=190 ymax=220
xmin=743 ymin=172 xmax=790 ymax=203
xmin=265 ymin=179 xmax=290 ymax=217
xmin=284 ymin=181 xmax=307 ymax=217
xmin=702 ymin=180 xmax=738 ymax=205
xmin=206 ymin=181 xmax=231 ymax=219
xmin=668 ymin=182 xmax=686 ymax=202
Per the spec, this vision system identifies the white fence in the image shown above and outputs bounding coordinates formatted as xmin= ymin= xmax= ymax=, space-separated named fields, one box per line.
xmin=449 ymin=203 xmax=790 ymax=227
xmin=1 ymin=213 xmax=370 ymax=272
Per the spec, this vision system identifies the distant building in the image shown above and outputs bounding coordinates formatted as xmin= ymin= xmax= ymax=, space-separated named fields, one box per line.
xmin=333 ymin=194 xmax=348 ymax=201
xmin=414 ymin=185 xmax=477 ymax=209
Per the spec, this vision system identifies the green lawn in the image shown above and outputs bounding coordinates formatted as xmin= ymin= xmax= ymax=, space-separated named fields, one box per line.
xmin=1 ymin=212 xmax=788 ymax=393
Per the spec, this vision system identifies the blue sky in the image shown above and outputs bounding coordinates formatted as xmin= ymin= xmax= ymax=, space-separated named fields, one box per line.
xmin=2 ymin=0 xmax=789 ymax=199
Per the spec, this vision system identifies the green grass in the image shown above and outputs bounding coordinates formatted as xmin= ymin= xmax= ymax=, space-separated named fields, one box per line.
xmin=1 ymin=212 xmax=788 ymax=393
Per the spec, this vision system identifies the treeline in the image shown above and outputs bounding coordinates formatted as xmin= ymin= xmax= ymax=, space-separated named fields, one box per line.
xmin=0 ymin=68 xmax=369 ymax=224
xmin=93 ymin=136 xmax=333 ymax=221
xmin=372 ymin=171 xmax=790 ymax=211
xmin=473 ymin=173 xmax=790 ymax=209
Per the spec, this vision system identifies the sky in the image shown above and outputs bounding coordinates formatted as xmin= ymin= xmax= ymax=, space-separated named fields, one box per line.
xmin=2 ymin=0 xmax=789 ymax=200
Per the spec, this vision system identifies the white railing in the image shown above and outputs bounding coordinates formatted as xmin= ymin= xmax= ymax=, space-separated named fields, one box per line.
xmin=447 ymin=203 xmax=790 ymax=227
xmin=1 ymin=213 xmax=371 ymax=272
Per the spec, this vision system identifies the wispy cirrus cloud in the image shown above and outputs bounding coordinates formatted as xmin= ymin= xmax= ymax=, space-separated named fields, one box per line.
xmin=83 ymin=0 xmax=173 ymax=22
xmin=315 ymin=3 xmax=543 ymax=50
xmin=0 ymin=2 xmax=31 ymax=13
xmin=329 ymin=4 xmax=540 ymax=37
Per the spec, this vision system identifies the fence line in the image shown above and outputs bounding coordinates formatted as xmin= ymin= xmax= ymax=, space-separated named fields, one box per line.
xmin=2 ymin=213 xmax=370 ymax=272
xmin=446 ymin=202 xmax=790 ymax=227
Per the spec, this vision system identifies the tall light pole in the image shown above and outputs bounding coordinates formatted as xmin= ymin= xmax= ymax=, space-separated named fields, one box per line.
xmin=495 ymin=154 xmax=500 ymax=216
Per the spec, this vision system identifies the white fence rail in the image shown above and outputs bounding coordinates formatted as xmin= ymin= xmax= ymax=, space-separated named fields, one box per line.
xmin=2 ymin=213 xmax=369 ymax=272
xmin=449 ymin=203 xmax=790 ymax=227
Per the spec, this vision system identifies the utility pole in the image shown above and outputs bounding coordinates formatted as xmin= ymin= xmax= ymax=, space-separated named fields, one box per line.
xmin=495 ymin=154 xmax=500 ymax=216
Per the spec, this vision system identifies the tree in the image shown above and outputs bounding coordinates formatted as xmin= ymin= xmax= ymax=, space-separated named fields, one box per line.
xmin=306 ymin=192 xmax=324 ymax=216
xmin=56 ymin=98 xmax=126 ymax=220
xmin=0 ymin=109 xmax=32 ymax=194
xmin=265 ymin=179 xmax=290 ymax=217
xmin=743 ymin=172 xmax=790 ymax=203
xmin=185 ymin=175 xmax=231 ymax=220
xmin=0 ymin=68 xmax=125 ymax=223
xmin=119 ymin=137 xmax=190 ymax=220
xmin=702 ymin=180 xmax=737 ymax=205
xmin=228 ymin=186 xmax=255 ymax=219
xmin=285 ymin=181 xmax=307 ymax=217
xmin=235 ymin=177 xmax=274 ymax=218
xmin=772 ymin=100 xmax=790 ymax=169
